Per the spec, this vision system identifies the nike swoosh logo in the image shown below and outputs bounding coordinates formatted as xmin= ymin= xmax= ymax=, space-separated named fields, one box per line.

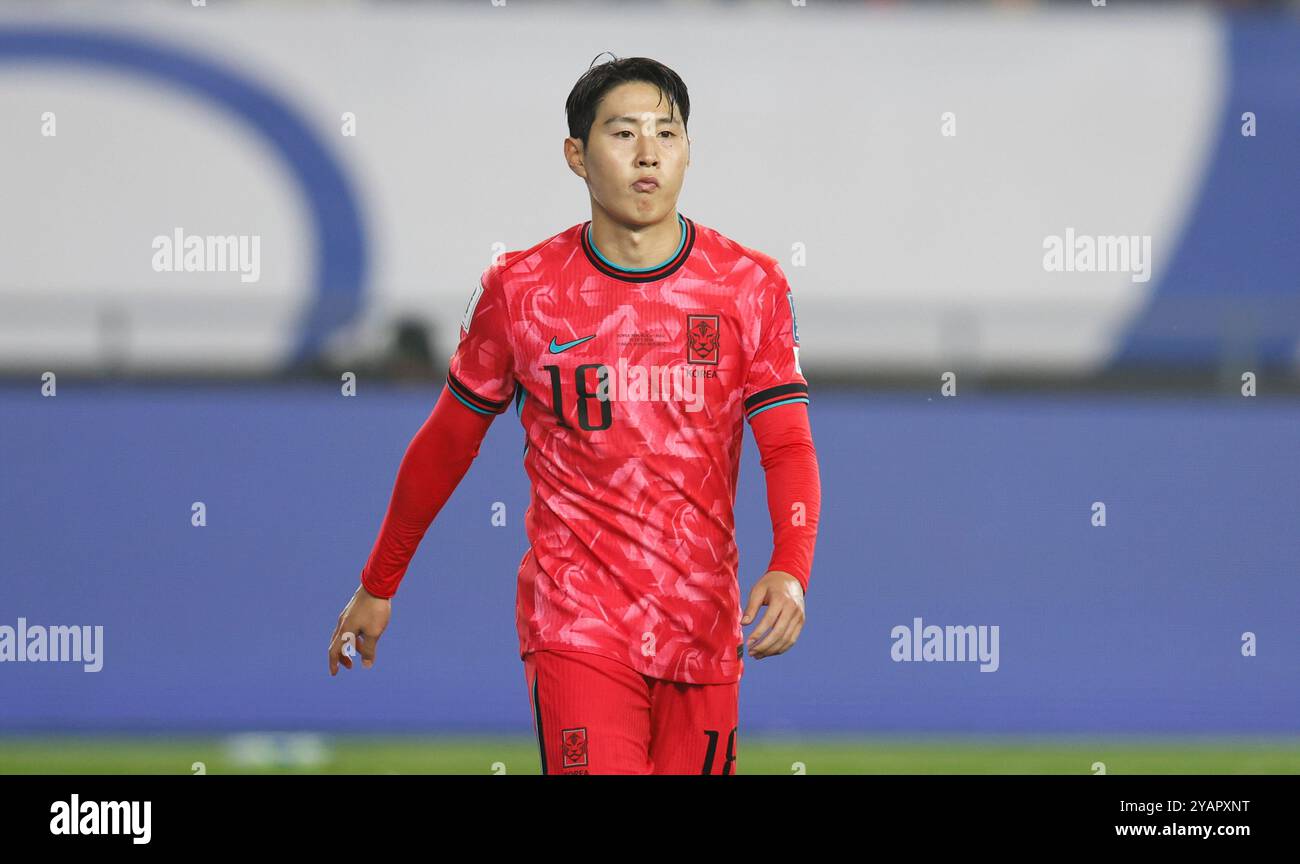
xmin=548 ymin=335 xmax=597 ymax=354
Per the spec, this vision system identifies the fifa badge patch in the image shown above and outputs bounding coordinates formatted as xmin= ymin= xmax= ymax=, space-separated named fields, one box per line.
xmin=460 ymin=279 xmax=485 ymax=334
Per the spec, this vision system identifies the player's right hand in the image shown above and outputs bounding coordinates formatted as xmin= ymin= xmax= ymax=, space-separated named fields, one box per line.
xmin=328 ymin=583 xmax=392 ymax=676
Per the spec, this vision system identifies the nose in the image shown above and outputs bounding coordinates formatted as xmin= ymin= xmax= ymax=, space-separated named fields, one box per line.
xmin=636 ymin=135 xmax=659 ymax=167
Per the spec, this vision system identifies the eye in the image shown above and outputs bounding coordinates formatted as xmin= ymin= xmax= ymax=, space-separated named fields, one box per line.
xmin=659 ymin=131 xmax=675 ymax=137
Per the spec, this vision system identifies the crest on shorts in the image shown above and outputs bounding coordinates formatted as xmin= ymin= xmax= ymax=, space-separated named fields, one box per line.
xmin=561 ymin=727 xmax=589 ymax=768
xmin=686 ymin=314 xmax=720 ymax=365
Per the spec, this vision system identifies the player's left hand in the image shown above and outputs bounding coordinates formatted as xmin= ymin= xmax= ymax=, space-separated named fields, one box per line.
xmin=741 ymin=571 xmax=805 ymax=660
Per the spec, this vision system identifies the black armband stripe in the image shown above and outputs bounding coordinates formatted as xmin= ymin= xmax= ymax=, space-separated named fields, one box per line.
xmin=744 ymin=382 xmax=809 ymax=412
xmin=447 ymin=371 xmax=511 ymax=414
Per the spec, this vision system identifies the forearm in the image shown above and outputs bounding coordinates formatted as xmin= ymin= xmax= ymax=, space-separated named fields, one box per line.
xmin=359 ymin=384 xmax=495 ymax=598
xmin=750 ymin=404 xmax=821 ymax=594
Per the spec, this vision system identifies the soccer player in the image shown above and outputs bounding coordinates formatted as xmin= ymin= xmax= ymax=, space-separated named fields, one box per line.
xmin=328 ymin=55 xmax=821 ymax=775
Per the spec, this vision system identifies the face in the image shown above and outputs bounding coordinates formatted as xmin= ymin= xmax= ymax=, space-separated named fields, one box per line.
xmin=566 ymin=80 xmax=690 ymax=226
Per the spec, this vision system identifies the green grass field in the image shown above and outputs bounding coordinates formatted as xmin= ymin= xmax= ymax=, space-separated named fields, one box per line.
xmin=2 ymin=735 xmax=1298 ymax=774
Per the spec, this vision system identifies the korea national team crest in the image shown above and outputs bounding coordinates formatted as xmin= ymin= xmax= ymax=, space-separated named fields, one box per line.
xmin=686 ymin=314 xmax=720 ymax=364
xmin=561 ymin=727 xmax=589 ymax=768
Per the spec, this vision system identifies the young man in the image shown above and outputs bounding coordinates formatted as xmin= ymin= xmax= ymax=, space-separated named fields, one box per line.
xmin=328 ymin=56 xmax=821 ymax=775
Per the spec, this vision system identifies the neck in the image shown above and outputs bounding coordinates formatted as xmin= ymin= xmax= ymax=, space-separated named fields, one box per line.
xmin=587 ymin=206 xmax=683 ymax=271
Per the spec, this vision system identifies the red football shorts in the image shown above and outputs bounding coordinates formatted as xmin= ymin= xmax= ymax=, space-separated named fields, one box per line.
xmin=523 ymin=648 xmax=739 ymax=775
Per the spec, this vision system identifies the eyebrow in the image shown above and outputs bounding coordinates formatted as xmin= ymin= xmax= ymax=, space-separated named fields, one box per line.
xmin=602 ymin=115 xmax=681 ymax=127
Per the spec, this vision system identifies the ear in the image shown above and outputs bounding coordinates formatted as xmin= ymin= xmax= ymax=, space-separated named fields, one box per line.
xmin=564 ymin=137 xmax=586 ymax=178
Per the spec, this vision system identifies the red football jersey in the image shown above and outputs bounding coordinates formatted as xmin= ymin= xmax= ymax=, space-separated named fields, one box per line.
xmin=448 ymin=213 xmax=809 ymax=684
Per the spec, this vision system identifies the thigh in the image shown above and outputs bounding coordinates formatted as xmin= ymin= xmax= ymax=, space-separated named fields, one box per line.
xmin=647 ymin=679 xmax=739 ymax=775
xmin=523 ymin=648 xmax=653 ymax=775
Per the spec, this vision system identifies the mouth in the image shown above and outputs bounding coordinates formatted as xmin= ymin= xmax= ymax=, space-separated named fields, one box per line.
xmin=632 ymin=178 xmax=659 ymax=193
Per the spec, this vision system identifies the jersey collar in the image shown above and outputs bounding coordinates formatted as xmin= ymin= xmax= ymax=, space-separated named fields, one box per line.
xmin=580 ymin=212 xmax=696 ymax=283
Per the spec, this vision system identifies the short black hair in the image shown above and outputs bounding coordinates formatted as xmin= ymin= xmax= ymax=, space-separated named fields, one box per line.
xmin=565 ymin=53 xmax=690 ymax=150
